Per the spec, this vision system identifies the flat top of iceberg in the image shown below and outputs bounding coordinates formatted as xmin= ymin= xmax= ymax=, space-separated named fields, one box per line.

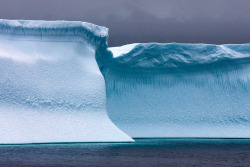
xmin=0 ymin=19 xmax=108 ymax=46
xmin=109 ymin=43 xmax=250 ymax=69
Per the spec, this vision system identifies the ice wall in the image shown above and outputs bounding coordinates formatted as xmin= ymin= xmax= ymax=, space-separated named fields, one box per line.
xmin=105 ymin=43 xmax=250 ymax=138
xmin=0 ymin=19 xmax=133 ymax=143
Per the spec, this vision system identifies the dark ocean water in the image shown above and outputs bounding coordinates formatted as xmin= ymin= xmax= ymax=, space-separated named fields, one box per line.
xmin=0 ymin=138 xmax=250 ymax=167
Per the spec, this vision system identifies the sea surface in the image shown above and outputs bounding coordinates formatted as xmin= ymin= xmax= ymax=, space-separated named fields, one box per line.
xmin=0 ymin=138 xmax=250 ymax=167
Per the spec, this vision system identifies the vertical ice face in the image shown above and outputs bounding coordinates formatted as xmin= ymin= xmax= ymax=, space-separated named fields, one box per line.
xmin=0 ymin=19 xmax=133 ymax=143
xmin=105 ymin=43 xmax=250 ymax=138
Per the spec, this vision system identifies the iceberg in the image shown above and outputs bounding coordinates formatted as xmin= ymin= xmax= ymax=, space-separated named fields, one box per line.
xmin=0 ymin=19 xmax=133 ymax=143
xmin=0 ymin=19 xmax=250 ymax=143
xmin=105 ymin=43 xmax=250 ymax=138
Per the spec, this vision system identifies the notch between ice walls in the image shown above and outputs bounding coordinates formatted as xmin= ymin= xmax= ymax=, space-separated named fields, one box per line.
xmin=0 ymin=19 xmax=133 ymax=144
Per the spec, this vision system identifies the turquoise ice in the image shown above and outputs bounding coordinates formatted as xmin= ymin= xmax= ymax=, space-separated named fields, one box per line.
xmin=104 ymin=43 xmax=250 ymax=138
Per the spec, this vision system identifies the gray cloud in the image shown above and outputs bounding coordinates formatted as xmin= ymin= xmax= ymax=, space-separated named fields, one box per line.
xmin=0 ymin=0 xmax=249 ymax=46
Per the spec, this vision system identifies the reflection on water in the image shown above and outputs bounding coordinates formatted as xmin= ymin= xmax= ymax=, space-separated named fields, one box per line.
xmin=1 ymin=138 xmax=250 ymax=167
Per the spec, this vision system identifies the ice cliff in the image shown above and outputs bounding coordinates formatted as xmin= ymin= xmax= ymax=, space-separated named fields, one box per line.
xmin=104 ymin=43 xmax=250 ymax=138
xmin=0 ymin=19 xmax=133 ymax=143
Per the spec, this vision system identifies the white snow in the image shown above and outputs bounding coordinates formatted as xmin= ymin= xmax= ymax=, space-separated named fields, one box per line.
xmin=109 ymin=43 xmax=139 ymax=58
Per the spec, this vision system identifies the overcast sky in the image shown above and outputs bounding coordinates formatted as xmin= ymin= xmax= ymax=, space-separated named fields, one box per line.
xmin=0 ymin=0 xmax=249 ymax=46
